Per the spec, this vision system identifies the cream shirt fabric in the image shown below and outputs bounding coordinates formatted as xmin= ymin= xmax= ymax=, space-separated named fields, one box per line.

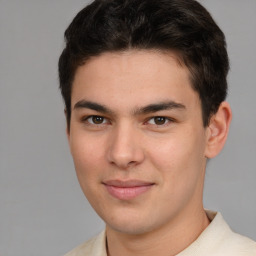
xmin=64 ymin=211 xmax=256 ymax=256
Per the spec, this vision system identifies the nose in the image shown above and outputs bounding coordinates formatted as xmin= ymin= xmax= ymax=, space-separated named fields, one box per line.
xmin=107 ymin=123 xmax=145 ymax=169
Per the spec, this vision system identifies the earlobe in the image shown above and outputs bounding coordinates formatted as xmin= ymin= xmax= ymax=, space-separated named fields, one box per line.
xmin=205 ymin=101 xmax=232 ymax=159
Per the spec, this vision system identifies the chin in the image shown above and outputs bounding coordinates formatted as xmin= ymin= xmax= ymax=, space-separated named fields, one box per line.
xmin=107 ymin=221 xmax=153 ymax=235
xmin=104 ymin=212 xmax=158 ymax=235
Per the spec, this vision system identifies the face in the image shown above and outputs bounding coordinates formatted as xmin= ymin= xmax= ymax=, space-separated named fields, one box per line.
xmin=68 ymin=50 xmax=210 ymax=235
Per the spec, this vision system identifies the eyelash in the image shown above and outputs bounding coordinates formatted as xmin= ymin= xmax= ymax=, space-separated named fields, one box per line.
xmin=146 ymin=116 xmax=175 ymax=127
xmin=81 ymin=115 xmax=175 ymax=127
xmin=82 ymin=115 xmax=109 ymax=125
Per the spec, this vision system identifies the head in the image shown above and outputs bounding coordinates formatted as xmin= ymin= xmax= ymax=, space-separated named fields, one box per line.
xmin=58 ymin=0 xmax=232 ymax=239
xmin=59 ymin=0 xmax=229 ymax=130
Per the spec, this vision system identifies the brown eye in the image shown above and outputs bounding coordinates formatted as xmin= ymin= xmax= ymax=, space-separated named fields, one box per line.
xmin=87 ymin=116 xmax=106 ymax=124
xmin=153 ymin=117 xmax=167 ymax=125
xmin=147 ymin=116 xmax=170 ymax=126
xmin=92 ymin=116 xmax=104 ymax=124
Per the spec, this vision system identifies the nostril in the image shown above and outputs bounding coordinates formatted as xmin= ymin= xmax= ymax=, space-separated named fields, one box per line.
xmin=127 ymin=160 xmax=137 ymax=166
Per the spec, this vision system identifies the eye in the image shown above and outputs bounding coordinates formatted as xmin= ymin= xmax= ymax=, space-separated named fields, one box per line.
xmin=147 ymin=117 xmax=170 ymax=126
xmin=86 ymin=115 xmax=107 ymax=125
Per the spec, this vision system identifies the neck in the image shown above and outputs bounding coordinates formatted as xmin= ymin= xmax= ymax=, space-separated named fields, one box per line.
xmin=106 ymin=206 xmax=210 ymax=256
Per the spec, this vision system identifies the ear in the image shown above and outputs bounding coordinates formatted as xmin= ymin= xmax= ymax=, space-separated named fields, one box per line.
xmin=64 ymin=109 xmax=70 ymax=141
xmin=205 ymin=101 xmax=232 ymax=159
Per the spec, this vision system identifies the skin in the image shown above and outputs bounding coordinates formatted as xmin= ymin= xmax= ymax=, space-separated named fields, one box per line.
xmin=67 ymin=50 xmax=232 ymax=256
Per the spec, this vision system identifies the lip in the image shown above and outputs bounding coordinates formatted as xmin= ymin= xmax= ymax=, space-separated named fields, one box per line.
xmin=102 ymin=180 xmax=154 ymax=200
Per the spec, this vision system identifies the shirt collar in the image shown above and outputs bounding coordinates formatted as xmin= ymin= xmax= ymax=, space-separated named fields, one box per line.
xmin=93 ymin=210 xmax=231 ymax=256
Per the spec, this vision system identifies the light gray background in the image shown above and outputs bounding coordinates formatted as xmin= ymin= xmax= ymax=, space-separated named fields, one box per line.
xmin=0 ymin=1 xmax=255 ymax=255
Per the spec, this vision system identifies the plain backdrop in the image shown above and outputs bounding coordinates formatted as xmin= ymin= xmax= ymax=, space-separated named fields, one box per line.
xmin=0 ymin=1 xmax=255 ymax=255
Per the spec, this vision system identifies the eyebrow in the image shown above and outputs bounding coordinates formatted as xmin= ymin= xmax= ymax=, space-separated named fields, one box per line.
xmin=73 ymin=100 xmax=186 ymax=115
xmin=133 ymin=101 xmax=186 ymax=115
xmin=74 ymin=100 xmax=113 ymax=115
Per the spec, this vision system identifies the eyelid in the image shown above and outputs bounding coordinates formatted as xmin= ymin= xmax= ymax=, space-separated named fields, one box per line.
xmin=80 ymin=114 xmax=176 ymax=127
xmin=81 ymin=115 xmax=110 ymax=125
xmin=145 ymin=116 xmax=175 ymax=126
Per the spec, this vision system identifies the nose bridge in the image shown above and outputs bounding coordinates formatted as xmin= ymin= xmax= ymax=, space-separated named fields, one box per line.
xmin=107 ymin=120 xmax=144 ymax=168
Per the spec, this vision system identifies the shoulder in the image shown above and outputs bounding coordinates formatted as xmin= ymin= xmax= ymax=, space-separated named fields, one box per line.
xmin=63 ymin=231 xmax=107 ymax=256
xmin=178 ymin=211 xmax=256 ymax=256
xmin=217 ymin=230 xmax=256 ymax=255
xmin=205 ymin=211 xmax=256 ymax=256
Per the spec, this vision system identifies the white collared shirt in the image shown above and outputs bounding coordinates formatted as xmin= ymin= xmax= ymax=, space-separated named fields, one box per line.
xmin=64 ymin=211 xmax=256 ymax=256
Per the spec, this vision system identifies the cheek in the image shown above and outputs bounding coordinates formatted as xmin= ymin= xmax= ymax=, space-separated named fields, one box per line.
xmin=69 ymin=134 xmax=108 ymax=208
xmin=69 ymin=133 xmax=105 ymax=183
xmin=148 ymin=131 xmax=206 ymax=212
xmin=148 ymin=129 xmax=206 ymax=182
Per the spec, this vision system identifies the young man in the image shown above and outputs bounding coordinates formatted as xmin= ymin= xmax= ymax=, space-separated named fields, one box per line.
xmin=59 ymin=0 xmax=256 ymax=255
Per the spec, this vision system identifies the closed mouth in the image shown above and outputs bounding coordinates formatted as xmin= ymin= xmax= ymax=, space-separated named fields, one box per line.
xmin=102 ymin=180 xmax=154 ymax=200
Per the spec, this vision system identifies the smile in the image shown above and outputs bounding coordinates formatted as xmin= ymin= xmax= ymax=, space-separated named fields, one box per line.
xmin=103 ymin=180 xmax=154 ymax=200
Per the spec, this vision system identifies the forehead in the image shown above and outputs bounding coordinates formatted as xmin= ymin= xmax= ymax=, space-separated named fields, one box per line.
xmin=71 ymin=50 xmax=200 ymax=112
